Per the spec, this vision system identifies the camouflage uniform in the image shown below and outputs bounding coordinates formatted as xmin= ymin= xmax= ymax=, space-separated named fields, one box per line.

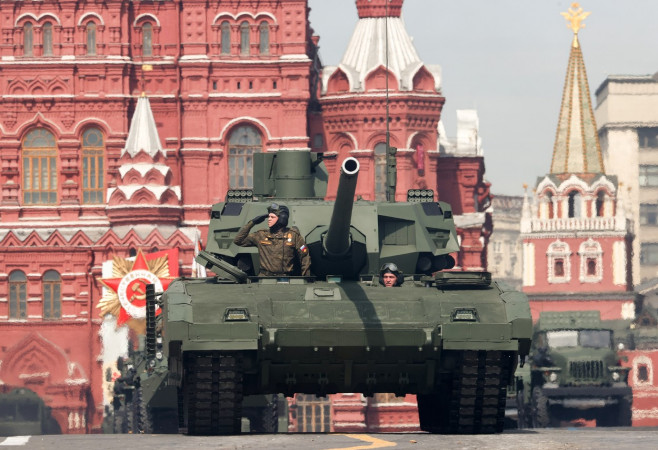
xmin=234 ymin=221 xmax=311 ymax=276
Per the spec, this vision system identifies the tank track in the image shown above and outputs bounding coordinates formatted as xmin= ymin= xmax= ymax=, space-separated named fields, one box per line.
xmin=182 ymin=352 xmax=243 ymax=435
xmin=445 ymin=350 xmax=513 ymax=434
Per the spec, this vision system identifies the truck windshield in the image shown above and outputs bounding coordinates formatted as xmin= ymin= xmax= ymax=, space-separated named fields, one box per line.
xmin=546 ymin=330 xmax=612 ymax=348
xmin=547 ymin=330 xmax=577 ymax=348
xmin=579 ymin=330 xmax=612 ymax=348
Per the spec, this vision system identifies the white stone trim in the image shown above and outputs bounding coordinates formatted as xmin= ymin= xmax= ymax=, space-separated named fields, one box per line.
xmin=218 ymin=117 xmax=272 ymax=141
xmin=78 ymin=13 xmax=104 ymax=27
xmin=133 ymin=14 xmax=160 ymax=27
xmin=613 ymin=240 xmax=627 ymax=286
xmin=633 ymin=355 xmax=654 ymax=386
xmin=16 ymin=13 xmax=61 ymax=26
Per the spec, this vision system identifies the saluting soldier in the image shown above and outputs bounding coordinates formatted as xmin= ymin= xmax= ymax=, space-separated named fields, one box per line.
xmin=234 ymin=203 xmax=311 ymax=276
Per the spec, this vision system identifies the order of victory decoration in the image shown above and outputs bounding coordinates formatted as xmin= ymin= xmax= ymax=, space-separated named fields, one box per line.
xmin=97 ymin=249 xmax=178 ymax=334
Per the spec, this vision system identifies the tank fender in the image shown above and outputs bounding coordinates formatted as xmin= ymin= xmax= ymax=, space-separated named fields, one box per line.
xmin=500 ymin=290 xmax=532 ymax=355
xmin=183 ymin=322 xmax=260 ymax=351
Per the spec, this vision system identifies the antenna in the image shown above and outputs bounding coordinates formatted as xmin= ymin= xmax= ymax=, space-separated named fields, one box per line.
xmin=384 ymin=0 xmax=397 ymax=202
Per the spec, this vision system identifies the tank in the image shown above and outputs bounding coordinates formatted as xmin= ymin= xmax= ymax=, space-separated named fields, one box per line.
xmin=108 ymin=286 xmax=178 ymax=435
xmin=160 ymin=149 xmax=533 ymax=435
xmin=109 ymin=285 xmax=286 ymax=434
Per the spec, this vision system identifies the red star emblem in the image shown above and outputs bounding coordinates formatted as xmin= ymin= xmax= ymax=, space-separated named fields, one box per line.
xmin=98 ymin=249 xmax=177 ymax=329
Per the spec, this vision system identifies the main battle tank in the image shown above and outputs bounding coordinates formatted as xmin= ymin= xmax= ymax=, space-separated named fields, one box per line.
xmin=160 ymin=149 xmax=532 ymax=435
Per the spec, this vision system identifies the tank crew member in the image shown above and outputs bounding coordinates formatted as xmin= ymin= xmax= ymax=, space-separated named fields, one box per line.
xmin=234 ymin=203 xmax=311 ymax=276
xmin=379 ymin=262 xmax=404 ymax=287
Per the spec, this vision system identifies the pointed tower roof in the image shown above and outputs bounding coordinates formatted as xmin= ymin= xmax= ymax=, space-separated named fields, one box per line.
xmin=123 ymin=94 xmax=164 ymax=158
xmin=550 ymin=3 xmax=604 ymax=175
xmin=328 ymin=0 xmax=441 ymax=93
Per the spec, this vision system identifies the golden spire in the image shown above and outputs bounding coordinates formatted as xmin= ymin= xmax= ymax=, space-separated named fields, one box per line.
xmin=140 ymin=64 xmax=153 ymax=97
xmin=561 ymin=3 xmax=590 ymax=48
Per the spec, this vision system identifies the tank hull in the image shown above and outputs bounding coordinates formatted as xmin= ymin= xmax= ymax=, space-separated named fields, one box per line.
xmin=163 ymin=277 xmax=531 ymax=434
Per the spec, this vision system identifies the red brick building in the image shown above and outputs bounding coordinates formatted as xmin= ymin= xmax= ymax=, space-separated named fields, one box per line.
xmin=0 ymin=0 xmax=492 ymax=433
xmin=519 ymin=5 xmax=658 ymax=426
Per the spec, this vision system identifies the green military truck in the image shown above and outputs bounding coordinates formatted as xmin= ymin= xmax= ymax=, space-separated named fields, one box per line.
xmin=516 ymin=311 xmax=632 ymax=427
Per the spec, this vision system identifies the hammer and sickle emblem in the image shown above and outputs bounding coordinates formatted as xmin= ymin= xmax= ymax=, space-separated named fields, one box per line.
xmin=128 ymin=281 xmax=147 ymax=302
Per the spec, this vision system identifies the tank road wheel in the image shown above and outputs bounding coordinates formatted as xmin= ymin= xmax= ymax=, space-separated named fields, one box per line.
xmin=250 ymin=396 xmax=279 ymax=433
xmin=112 ymin=400 xmax=125 ymax=434
xmin=136 ymin=386 xmax=154 ymax=434
xmin=124 ymin=395 xmax=136 ymax=433
xmin=531 ymin=387 xmax=550 ymax=428
xmin=183 ymin=352 xmax=244 ymax=435
xmin=441 ymin=350 xmax=513 ymax=434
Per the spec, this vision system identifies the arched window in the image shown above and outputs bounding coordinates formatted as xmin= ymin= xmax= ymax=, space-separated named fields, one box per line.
xmin=82 ymin=128 xmax=105 ymax=204
xmin=546 ymin=192 xmax=554 ymax=219
xmin=23 ymin=23 xmax=33 ymax=56
xmin=228 ymin=125 xmax=262 ymax=189
xmin=22 ymin=128 xmax=57 ymax=205
xmin=259 ymin=21 xmax=269 ymax=55
xmin=374 ymin=142 xmax=387 ymax=201
xmin=42 ymin=270 xmax=61 ymax=319
xmin=142 ymin=22 xmax=153 ymax=57
xmin=568 ymin=191 xmax=582 ymax=218
xmin=9 ymin=271 xmax=27 ymax=319
xmin=86 ymin=22 xmax=97 ymax=56
xmin=221 ymin=21 xmax=231 ymax=54
xmin=42 ymin=22 xmax=53 ymax=56
xmin=240 ymin=21 xmax=250 ymax=55
xmin=596 ymin=191 xmax=605 ymax=217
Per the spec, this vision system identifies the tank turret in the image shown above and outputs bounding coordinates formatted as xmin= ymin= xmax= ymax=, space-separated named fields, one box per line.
xmin=197 ymin=149 xmax=460 ymax=280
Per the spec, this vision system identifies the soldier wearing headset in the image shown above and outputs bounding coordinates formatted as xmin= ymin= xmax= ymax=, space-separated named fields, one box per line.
xmin=379 ymin=262 xmax=404 ymax=287
xmin=234 ymin=203 xmax=311 ymax=277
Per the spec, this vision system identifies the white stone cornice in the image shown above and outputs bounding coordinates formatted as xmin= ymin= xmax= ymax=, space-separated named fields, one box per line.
xmin=118 ymin=163 xmax=171 ymax=178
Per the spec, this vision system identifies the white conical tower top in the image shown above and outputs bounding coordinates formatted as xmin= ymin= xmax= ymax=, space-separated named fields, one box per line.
xmin=123 ymin=94 xmax=164 ymax=158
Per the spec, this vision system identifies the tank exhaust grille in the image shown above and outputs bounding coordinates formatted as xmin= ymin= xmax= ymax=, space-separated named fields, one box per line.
xmin=226 ymin=189 xmax=254 ymax=203
xmin=407 ymin=189 xmax=434 ymax=203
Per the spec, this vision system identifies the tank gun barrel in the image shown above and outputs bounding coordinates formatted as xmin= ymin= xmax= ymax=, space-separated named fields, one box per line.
xmin=323 ymin=157 xmax=360 ymax=257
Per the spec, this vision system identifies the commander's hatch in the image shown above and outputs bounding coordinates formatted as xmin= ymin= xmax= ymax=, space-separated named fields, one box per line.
xmin=195 ymin=250 xmax=248 ymax=284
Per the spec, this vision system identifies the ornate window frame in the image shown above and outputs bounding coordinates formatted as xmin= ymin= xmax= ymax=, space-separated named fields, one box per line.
xmin=579 ymin=238 xmax=603 ymax=283
xmin=547 ymin=239 xmax=571 ymax=283
xmin=633 ymin=355 xmax=653 ymax=386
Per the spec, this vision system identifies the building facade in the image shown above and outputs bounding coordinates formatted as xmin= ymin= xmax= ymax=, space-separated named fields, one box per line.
xmin=595 ymin=74 xmax=658 ymax=284
xmin=519 ymin=4 xmax=658 ymax=426
xmin=0 ymin=0 xmax=493 ymax=434
xmin=487 ymin=195 xmax=523 ymax=290
xmin=521 ymin=5 xmax=635 ymax=320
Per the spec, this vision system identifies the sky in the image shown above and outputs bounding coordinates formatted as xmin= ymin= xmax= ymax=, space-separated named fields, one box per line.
xmin=308 ymin=0 xmax=658 ymax=196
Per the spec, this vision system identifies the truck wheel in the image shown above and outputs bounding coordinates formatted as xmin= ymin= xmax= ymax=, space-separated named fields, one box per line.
xmin=617 ymin=395 xmax=632 ymax=427
xmin=416 ymin=394 xmax=439 ymax=432
xmin=531 ymin=387 xmax=550 ymax=428
xmin=515 ymin=388 xmax=526 ymax=429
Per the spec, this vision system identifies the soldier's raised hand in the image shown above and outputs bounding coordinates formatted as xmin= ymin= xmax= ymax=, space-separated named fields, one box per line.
xmin=251 ymin=214 xmax=268 ymax=224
